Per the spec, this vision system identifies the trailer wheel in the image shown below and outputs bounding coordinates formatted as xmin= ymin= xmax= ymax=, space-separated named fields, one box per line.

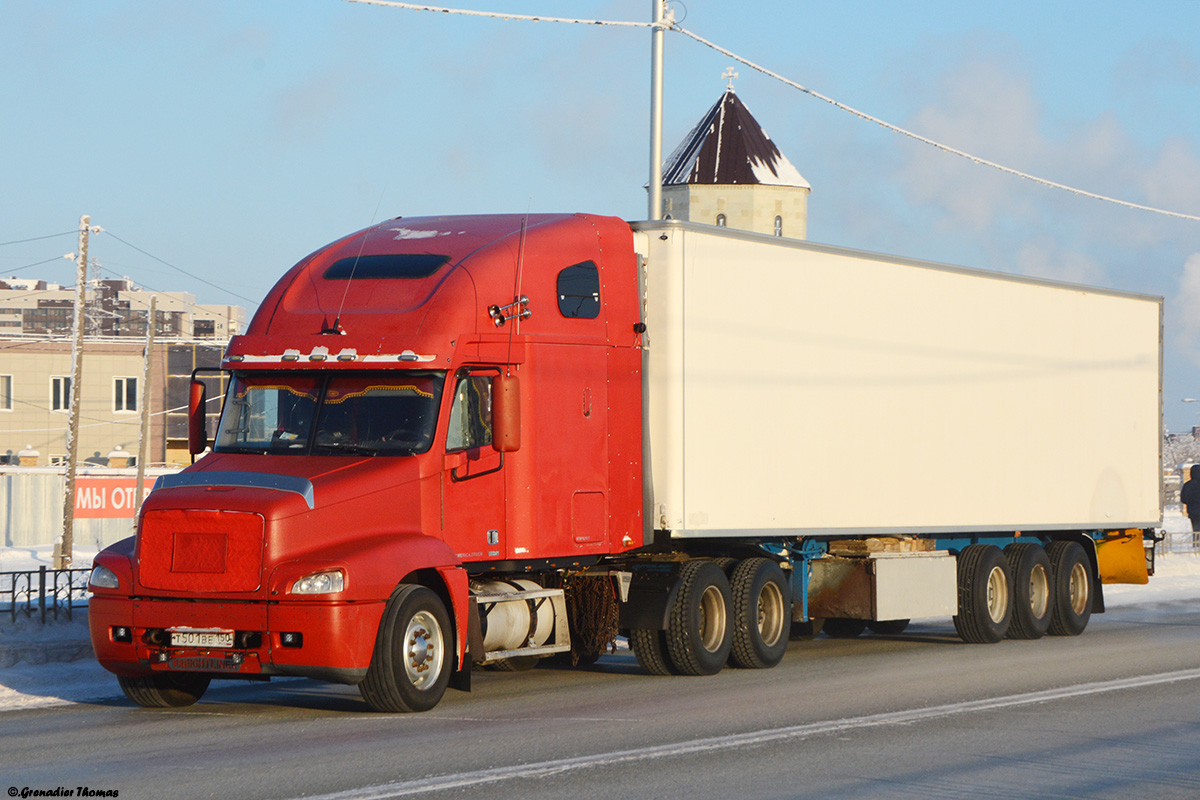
xmin=953 ymin=544 xmax=1012 ymax=644
xmin=867 ymin=619 xmax=910 ymax=635
xmin=729 ymin=558 xmax=790 ymax=669
xmin=790 ymin=617 xmax=824 ymax=640
xmin=629 ymin=629 xmax=676 ymax=675
xmin=360 ymin=585 xmax=452 ymax=713
xmin=665 ymin=560 xmax=733 ymax=676
xmin=1046 ymin=540 xmax=1092 ymax=636
xmin=823 ymin=617 xmax=868 ymax=638
xmin=118 ymin=673 xmax=210 ymax=708
xmin=1003 ymin=543 xmax=1053 ymax=639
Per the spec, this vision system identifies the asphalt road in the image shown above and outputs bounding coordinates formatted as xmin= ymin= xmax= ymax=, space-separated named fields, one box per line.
xmin=4 ymin=597 xmax=1200 ymax=800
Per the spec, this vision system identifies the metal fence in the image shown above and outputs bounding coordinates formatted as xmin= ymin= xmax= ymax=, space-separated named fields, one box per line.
xmin=1 ymin=567 xmax=91 ymax=623
xmin=1156 ymin=531 xmax=1200 ymax=558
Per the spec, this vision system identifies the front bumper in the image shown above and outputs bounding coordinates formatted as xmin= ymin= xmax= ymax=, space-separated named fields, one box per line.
xmin=89 ymin=595 xmax=385 ymax=685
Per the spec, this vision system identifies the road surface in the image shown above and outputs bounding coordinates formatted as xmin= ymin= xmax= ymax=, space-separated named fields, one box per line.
xmin=4 ymin=596 xmax=1200 ymax=800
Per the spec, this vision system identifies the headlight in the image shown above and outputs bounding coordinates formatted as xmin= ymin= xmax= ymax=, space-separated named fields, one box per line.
xmin=290 ymin=570 xmax=345 ymax=595
xmin=89 ymin=565 xmax=120 ymax=590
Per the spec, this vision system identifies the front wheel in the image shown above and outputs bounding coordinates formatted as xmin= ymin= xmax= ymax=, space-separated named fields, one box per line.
xmin=118 ymin=673 xmax=210 ymax=708
xmin=360 ymin=585 xmax=453 ymax=713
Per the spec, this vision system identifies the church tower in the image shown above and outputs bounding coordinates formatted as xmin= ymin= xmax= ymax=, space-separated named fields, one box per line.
xmin=660 ymin=77 xmax=810 ymax=239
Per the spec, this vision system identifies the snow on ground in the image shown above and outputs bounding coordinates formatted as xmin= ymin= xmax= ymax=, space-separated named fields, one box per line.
xmin=1 ymin=515 xmax=1198 ymax=713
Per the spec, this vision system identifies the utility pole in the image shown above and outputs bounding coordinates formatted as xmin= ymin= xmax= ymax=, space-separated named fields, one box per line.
xmin=648 ymin=0 xmax=666 ymax=220
xmin=136 ymin=295 xmax=156 ymax=512
xmin=58 ymin=215 xmax=90 ymax=569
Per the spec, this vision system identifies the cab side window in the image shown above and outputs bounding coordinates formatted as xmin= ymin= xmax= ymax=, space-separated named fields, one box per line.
xmin=557 ymin=261 xmax=601 ymax=319
xmin=446 ymin=374 xmax=492 ymax=450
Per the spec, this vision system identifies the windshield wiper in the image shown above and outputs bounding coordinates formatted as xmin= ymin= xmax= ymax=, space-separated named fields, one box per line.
xmin=312 ymin=442 xmax=379 ymax=456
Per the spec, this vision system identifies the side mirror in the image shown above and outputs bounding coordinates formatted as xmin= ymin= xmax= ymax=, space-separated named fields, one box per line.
xmin=491 ymin=375 xmax=521 ymax=453
xmin=188 ymin=379 xmax=208 ymax=455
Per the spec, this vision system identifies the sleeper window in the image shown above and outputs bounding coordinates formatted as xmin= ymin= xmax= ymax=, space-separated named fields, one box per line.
xmin=556 ymin=261 xmax=601 ymax=319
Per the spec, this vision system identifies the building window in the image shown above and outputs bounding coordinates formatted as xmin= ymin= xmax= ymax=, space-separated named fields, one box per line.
xmin=51 ymin=376 xmax=72 ymax=412
xmin=716 ymin=214 xmax=727 ymax=227
xmin=115 ymin=377 xmax=138 ymax=412
xmin=0 ymin=375 xmax=10 ymax=411
xmin=774 ymin=216 xmax=783 ymax=236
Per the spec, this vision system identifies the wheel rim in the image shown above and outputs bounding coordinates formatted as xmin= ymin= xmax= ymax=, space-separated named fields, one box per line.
xmin=403 ymin=610 xmax=444 ymax=690
xmin=986 ymin=565 xmax=1009 ymax=623
xmin=756 ymin=582 xmax=786 ymax=646
xmin=1029 ymin=563 xmax=1049 ymax=618
xmin=698 ymin=585 xmax=727 ymax=652
xmin=1068 ymin=562 xmax=1089 ymax=616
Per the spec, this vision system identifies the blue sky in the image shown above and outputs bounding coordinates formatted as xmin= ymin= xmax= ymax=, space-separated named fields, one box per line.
xmin=3 ymin=1 xmax=1200 ymax=429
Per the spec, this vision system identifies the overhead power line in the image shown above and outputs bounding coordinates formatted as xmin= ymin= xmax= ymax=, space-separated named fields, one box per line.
xmin=345 ymin=0 xmax=1200 ymax=223
xmin=102 ymin=229 xmax=259 ymax=304
xmin=0 ymin=231 xmax=76 ymax=247
xmin=0 ymin=254 xmax=76 ymax=277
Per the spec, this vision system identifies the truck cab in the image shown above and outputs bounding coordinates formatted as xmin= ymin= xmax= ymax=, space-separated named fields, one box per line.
xmin=89 ymin=213 xmax=644 ymax=710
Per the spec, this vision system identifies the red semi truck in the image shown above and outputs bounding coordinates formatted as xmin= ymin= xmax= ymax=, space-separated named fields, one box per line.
xmin=88 ymin=213 xmax=1162 ymax=711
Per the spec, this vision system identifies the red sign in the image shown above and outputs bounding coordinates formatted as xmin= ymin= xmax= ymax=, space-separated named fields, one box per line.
xmin=74 ymin=477 xmax=148 ymax=519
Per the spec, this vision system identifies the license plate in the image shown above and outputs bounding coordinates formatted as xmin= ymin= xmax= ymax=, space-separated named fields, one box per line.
xmin=169 ymin=629 xmax=234 ymax=648
xmin=167 ymin=656 xmax=241 ymax=672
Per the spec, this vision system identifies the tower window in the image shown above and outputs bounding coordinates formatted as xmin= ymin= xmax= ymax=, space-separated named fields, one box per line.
xmin=716 ymin=214 xmax=726 ymax=227
xmin=774 ymin=216 xmax=783 ymax=236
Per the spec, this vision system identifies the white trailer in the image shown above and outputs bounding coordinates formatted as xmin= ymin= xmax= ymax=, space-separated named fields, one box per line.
xmin=635 ymin=221 xmax=1162 ymax=538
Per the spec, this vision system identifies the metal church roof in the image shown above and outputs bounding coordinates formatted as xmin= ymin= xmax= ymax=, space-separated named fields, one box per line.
xmin=661 ymin=89 xmax=810 ymax=189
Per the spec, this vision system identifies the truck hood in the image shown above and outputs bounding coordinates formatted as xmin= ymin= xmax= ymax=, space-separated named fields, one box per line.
xmin=136 ymin=453 xmax=432 ymax=597
xmin=155 ymin=452 xmax=428 ymax=514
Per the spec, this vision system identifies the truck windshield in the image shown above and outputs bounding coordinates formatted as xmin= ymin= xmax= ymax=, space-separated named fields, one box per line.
xmin=214 ymin=371 xmax=446 ymax=456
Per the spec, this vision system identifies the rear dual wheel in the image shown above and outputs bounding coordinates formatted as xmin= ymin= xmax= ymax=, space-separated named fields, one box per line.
xmin=631 ymin=559 xmax=734 ymax=676
xmin=666 ymin=560 xmax=734 ymax=675
xmin=729 ymin=558 xmax=790 ymax=669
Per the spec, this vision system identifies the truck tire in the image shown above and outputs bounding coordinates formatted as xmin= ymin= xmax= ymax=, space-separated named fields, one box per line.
xmin=487 ymin=656 xmax=542 ymax=671
xmin=629 ymin=629 xmax=676 ymax=675
xmin=1003 ymin=543 xmax=1053 ymax=640
xmin=1046 ymin=540 xmax=1093 ymax=636
xmin=117 ymin=673 xmax=210 ymax=708
xmin=867 ymin=619 xmax=909 ymax=635
xmin=791 ymin=617 xmax=824 ymax=640
xmin=665 ymin=560 xmax=733 ymax=676
xmin=360 ymin=585 xmax=452 ymax=713
xmin=729 ymin=558 xmax=790 ymax=669
xmin=823 ymin=617 xmax=868 ymax=638
xmin=953 ymin=544 xmax=1012 ymax=644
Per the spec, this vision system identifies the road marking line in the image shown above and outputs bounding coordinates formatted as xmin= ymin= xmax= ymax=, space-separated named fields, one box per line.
xmin=295 ymin=667 xmax=1200 ymax=800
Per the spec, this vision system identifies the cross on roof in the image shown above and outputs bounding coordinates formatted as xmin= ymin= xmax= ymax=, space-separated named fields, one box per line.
xmin=722 ymin=66 xmax=738 ymax=91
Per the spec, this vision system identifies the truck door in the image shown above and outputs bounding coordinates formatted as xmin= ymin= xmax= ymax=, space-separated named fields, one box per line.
xmin=440 ymin=369 xmax=506 ymax=561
